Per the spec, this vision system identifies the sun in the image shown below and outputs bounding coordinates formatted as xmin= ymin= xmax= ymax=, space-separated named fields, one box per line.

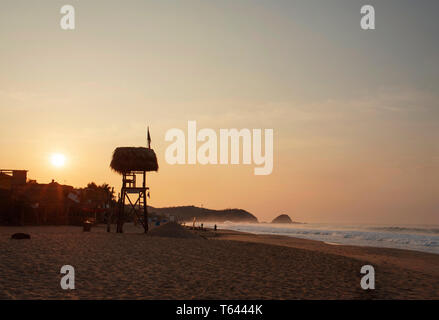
xmin=51 ymin=153 xmax=66 ymax=167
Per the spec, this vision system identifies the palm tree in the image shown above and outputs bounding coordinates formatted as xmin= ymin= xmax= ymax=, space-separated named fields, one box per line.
xmin=99 ymin=183 xmax=115 ymax=202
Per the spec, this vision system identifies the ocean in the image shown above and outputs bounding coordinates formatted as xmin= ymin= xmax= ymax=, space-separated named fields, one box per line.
xmin=205 ymin=222 xmax=439 ymax=254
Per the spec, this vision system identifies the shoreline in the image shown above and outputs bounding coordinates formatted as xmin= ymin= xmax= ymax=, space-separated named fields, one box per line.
xmin=207 ymin=227 xmax=439 ymax=278
xmin=0 ymin=224 xmax=438 ymax=299
xmin=201 ymin=222 xmax=439 ymax=255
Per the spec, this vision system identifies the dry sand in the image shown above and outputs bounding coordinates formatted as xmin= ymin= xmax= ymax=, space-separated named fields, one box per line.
xmin=0 ymin=224 xmax=437 ymax=299
xmin=147 ymin=222 xmax=200 ymax=239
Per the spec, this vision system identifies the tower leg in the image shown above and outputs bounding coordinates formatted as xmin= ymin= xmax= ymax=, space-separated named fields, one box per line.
xmin=142 ymin=171 xmax=148 ymax=233
xmin=117 ymin=191 xmax=125 ymax=233
xmin=143 ymin=191 xmax=148 ymax=233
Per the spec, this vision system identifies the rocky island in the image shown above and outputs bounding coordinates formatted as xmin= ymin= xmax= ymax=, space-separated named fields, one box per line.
xmin=271 ymin=214 xmax=294 ymax=224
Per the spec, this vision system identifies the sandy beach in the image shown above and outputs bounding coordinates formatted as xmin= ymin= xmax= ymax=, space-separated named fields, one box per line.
xmin=0 ymin=224 xmax=438 ymax=300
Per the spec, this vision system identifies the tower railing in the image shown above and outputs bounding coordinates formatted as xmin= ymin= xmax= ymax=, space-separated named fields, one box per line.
xmin=116 ymin=171 xmax=149 ymax=233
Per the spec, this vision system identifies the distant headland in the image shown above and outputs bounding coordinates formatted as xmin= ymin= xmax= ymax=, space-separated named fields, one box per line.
xmin=148 ymin=205 xmax=258 ymax=223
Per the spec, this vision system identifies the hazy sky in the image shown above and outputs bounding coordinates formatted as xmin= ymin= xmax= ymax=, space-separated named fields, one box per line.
xmin=1 ymin=0 xmax=438 ymax=224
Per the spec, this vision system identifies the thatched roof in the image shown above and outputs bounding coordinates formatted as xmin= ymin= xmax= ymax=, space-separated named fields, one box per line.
xmin=110 ymin=147 xmax=158 ymax=174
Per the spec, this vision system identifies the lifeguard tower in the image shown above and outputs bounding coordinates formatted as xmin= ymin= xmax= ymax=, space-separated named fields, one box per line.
xmin=110 ymin=128 xmax=158 ymax=233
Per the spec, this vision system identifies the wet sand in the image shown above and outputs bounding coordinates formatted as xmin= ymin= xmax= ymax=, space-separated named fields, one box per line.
xmin=0 ymin=224 xmax=437 ymax=299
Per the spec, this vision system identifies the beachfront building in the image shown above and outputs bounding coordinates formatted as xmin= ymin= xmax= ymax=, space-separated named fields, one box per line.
xmin=0 ymin=171 xmax=73 ymax=225
xmin=0 ymin=169 xmax=27 ymax=189
xmin=0 ymin=169 xmax=114 ymax=226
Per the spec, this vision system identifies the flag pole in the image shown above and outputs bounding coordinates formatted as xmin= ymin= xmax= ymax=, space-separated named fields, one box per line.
xmin=147 ymin=126 xmax=151 ymax=149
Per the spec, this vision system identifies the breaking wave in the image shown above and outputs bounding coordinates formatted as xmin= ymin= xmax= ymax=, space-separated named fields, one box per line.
xmin=370 ymin=226 xmax=439 ymax=235
xmin=205 ymin=222 xmax=439 ymax=254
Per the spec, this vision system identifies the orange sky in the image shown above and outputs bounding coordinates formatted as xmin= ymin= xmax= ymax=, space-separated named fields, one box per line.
xmin=1 ymin=1 xmax=438 ymax=224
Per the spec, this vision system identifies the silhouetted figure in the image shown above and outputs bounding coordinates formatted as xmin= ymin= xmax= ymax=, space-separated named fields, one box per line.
xmin=105 ymin=211 xmax=112 ymax=232
xmin=214 ymin=224 xmax=217 ymax=231
xmin=106 ymin=217 xmax=111 ymax=233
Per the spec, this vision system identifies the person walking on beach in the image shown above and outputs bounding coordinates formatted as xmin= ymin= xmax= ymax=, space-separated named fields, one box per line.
xmin=106 ymin=210 xmax=112 ymax=232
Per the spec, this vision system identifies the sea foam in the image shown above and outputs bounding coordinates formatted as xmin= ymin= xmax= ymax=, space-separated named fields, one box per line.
xmin=206 ymin=222 xmax=439 ymax=254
